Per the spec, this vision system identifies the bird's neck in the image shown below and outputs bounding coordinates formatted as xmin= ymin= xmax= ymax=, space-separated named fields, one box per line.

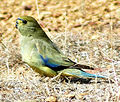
xmin=19 ymin=26 xmax=49 ymax=39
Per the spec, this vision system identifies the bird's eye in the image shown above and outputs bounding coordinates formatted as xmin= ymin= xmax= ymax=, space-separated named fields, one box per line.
xmin=17 ymin=18 xmax=27 ymax=24
xmin=23 ymin=20 xmax=27 ymax=24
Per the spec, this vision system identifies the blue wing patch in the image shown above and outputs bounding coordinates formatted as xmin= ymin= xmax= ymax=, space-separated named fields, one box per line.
xmin=40 ymin=55 xmax=60 ymax=67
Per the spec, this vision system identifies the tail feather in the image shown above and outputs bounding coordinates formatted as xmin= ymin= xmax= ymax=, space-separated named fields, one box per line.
xmin=58 ymin=69 xmax=106 ymax=79
xmin=70 ymin=64 xmax=95 ymax=70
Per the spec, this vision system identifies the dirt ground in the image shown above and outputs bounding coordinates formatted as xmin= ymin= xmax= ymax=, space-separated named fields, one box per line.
xmin=0 ymin=0 xmax=120 ymax=102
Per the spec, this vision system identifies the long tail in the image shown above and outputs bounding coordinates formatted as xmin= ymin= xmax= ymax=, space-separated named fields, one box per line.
xmin=58 ymin=69 xmax=106 ymax=79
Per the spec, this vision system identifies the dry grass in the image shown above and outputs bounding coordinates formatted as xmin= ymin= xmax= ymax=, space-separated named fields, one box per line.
xmin=0 ymin=0 xmax=120 ymax=102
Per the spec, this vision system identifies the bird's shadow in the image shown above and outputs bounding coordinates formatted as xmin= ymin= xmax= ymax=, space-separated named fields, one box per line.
xmin=60 ymin=77 xmax=112 ymax=84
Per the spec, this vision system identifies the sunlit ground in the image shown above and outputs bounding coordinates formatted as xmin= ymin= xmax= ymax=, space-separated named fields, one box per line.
xmin=0 ymin=0 xmax=120 ymax=101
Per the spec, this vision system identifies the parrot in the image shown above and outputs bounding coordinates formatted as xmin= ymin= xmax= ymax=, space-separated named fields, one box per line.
xmin=15 ymin=16 xmax=106 ymax=79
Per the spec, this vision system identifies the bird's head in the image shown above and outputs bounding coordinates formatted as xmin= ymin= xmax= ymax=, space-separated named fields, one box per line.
xmin=16 ymin=16 xmax=40 ymax=37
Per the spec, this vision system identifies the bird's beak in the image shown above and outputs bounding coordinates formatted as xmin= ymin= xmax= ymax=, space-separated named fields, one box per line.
xmin=16 ymin=20 xmax=18 ymax=29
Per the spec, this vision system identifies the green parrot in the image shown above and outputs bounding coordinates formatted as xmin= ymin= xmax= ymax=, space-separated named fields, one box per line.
xmin=16 ymin=16 xmax=106 ymax=79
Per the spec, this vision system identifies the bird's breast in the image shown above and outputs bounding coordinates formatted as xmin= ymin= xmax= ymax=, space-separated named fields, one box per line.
xmin=20 ymin=36 xmax=42 ymax=66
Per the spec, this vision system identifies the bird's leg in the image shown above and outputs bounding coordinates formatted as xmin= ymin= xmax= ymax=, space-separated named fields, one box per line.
xmin=51 ymin=71 xmax=63 ymax=81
